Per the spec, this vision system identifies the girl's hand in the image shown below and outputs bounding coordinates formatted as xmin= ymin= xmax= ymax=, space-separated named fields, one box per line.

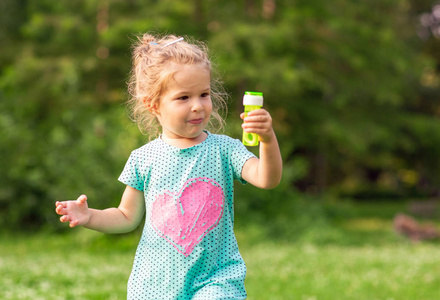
xmin=240 ymin=108 xmax=283 ymax=189
xmin=241 ymin=109 xmax=275 ymax=144
xmin=55 ymin=195 xmax=90 ymax=228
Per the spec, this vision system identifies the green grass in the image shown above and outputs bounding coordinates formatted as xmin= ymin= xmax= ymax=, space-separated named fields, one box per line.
xmin=1 ymin=201 xmax=440 ymax=299
xmin=243 ymin=242 xmax=440 ymax=300
xmin=0 ymin=231 xmax=133 ymax=300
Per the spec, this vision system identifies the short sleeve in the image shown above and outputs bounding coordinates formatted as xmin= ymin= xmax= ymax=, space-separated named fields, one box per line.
xmin=118 ymin=150 xmax=144 ymax=191
xmin=230 ymin=138 xmax=257 ymax=184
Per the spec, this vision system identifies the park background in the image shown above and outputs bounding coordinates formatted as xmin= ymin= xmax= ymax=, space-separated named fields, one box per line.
xmin=1 ymin=0 xmax=440 ymax=299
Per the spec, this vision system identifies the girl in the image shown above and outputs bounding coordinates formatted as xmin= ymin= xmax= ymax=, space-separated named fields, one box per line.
xmin=55 ymin=33 xmax=282 ymax=299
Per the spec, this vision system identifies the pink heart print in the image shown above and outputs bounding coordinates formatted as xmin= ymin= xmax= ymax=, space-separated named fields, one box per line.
xmin=151 ymin=177 xmax=225 ymax=257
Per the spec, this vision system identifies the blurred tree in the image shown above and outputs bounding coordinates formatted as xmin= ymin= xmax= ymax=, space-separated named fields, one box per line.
xmin=409 ymin=0 xmax=440 ymax=195
xmin=0 ymin=0 xmax=137 ymax=230
xmin=1 ymin=0 xmax=440 ymax=231
xmin=209 ymin=0 xmax=440 ymax=198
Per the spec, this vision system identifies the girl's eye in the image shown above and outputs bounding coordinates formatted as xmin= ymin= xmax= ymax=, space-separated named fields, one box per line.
xmin=201 ymin=93 xmax=210 ymax=98
xmin=178 ymin=96 xmax=189 ymax=100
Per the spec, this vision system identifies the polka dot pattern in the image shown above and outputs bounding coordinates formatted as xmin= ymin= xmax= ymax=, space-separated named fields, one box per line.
xmin=118 ymin=131 xmax=255 ymax=299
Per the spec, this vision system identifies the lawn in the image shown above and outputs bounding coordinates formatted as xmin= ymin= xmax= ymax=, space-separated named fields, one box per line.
xmin=1 ymin=201 xmax=439 ymax=299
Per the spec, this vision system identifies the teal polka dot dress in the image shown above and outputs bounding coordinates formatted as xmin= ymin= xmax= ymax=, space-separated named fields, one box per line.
xmin=118 ymin=131 xmax=256 ymax=299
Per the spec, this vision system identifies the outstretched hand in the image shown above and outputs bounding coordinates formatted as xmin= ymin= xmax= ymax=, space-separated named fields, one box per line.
xmin=55 ymin=195 xmax=90 ymax=228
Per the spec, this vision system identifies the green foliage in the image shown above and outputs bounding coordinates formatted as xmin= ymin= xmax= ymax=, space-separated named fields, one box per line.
xmin=1 ymin=0 xmax=440 ymax=230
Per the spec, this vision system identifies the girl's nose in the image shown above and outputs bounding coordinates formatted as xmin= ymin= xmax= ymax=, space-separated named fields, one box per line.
xmin=191 ymin=98 xmax=204 ymax=112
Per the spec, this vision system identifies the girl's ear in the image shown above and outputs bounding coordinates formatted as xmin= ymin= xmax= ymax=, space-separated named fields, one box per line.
xmin=143 ymin=97 xmax=158 ymax=114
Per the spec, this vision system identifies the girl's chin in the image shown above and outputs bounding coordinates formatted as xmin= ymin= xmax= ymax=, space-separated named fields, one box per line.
xmin=164 ymin=129 xmax=206 ymax=140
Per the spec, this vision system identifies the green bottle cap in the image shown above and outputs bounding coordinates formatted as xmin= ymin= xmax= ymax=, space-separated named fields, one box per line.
xmin=245 ymin=91 xmax=263 ymax=97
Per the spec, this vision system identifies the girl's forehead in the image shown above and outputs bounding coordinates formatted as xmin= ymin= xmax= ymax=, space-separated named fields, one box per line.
xmin=168 ymin=64 xmax=211 ymax=87
xmin=171 ymin=62 xmax=210 ymax=74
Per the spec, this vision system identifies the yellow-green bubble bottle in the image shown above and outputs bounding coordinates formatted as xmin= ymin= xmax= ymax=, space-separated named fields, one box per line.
xmin=242 ymin=91 xmax=263 ymax=146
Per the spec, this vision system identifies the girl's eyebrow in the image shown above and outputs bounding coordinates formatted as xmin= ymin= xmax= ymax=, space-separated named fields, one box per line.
xmin=173 ymin=87 xmax=210 ymax=95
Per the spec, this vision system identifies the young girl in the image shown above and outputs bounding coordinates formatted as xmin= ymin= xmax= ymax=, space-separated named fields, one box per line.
xmin=55 ymin=33 xmax=282 ymax=299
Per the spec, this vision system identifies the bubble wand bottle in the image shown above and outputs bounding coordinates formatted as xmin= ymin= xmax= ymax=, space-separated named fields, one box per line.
xmin=242 ymin=91 xmax=264 ymax=146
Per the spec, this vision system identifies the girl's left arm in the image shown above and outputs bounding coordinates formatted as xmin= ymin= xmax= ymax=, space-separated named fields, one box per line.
xmin=240 ymin=109 xmax=283 ymax=189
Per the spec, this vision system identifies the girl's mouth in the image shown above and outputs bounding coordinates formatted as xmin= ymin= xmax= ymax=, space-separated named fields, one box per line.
xmin=188 ymin=118 xmax=204 ymax=125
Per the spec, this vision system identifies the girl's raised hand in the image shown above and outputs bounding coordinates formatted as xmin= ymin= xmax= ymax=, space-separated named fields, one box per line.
xmin=241 ymin=109 xmax=275 ymax=144
xmin=55 ymin=195 xmax=90 ymax=228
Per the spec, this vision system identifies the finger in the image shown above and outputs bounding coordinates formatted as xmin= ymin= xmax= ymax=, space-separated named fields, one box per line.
xmin=57 ymin=207 xmax=69 ymax=216
xmin=242 ymin=112 xmax=266 ymax=121
xmin=55 ymin=201 xmax=66 ymax=208
xmin=69 ymin=219 xmax=79 ymax=228
xmin=60 ymin=215 xmax=70 ymax=223
xmin=77 ymin=194 xmax=87 ymax=204
xmin=246 ymin=109 xmax=268 ymax=116
xmin=242 ymin=122 xmax=268 ymax=131
xmin=55 ymin=205 xmax=65 ymax=215
xmin=244 ymin=115 xmax=270 ymax=123
xmin=242 ymin=125 xmax=273 ymax=137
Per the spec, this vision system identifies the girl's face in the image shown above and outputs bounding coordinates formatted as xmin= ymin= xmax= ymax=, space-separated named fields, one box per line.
xmin=155 ymin=63 xmax=212 ymax=144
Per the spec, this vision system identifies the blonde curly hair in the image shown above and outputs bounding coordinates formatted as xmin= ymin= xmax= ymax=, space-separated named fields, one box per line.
xmin=127 ymin=33 xmax=227 ymax=138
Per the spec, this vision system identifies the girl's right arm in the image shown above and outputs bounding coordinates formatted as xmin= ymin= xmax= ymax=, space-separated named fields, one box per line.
xmin=55 ymin=185 xmax=145 ymax=234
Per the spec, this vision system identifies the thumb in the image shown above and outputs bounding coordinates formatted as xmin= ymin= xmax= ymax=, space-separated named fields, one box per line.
xmin=77 ymin=194 xmax=88 ymax=204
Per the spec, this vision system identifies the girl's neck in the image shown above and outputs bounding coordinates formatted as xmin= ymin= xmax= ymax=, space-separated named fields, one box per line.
xmin=161 ymin=131 xmax=208 ymax=149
